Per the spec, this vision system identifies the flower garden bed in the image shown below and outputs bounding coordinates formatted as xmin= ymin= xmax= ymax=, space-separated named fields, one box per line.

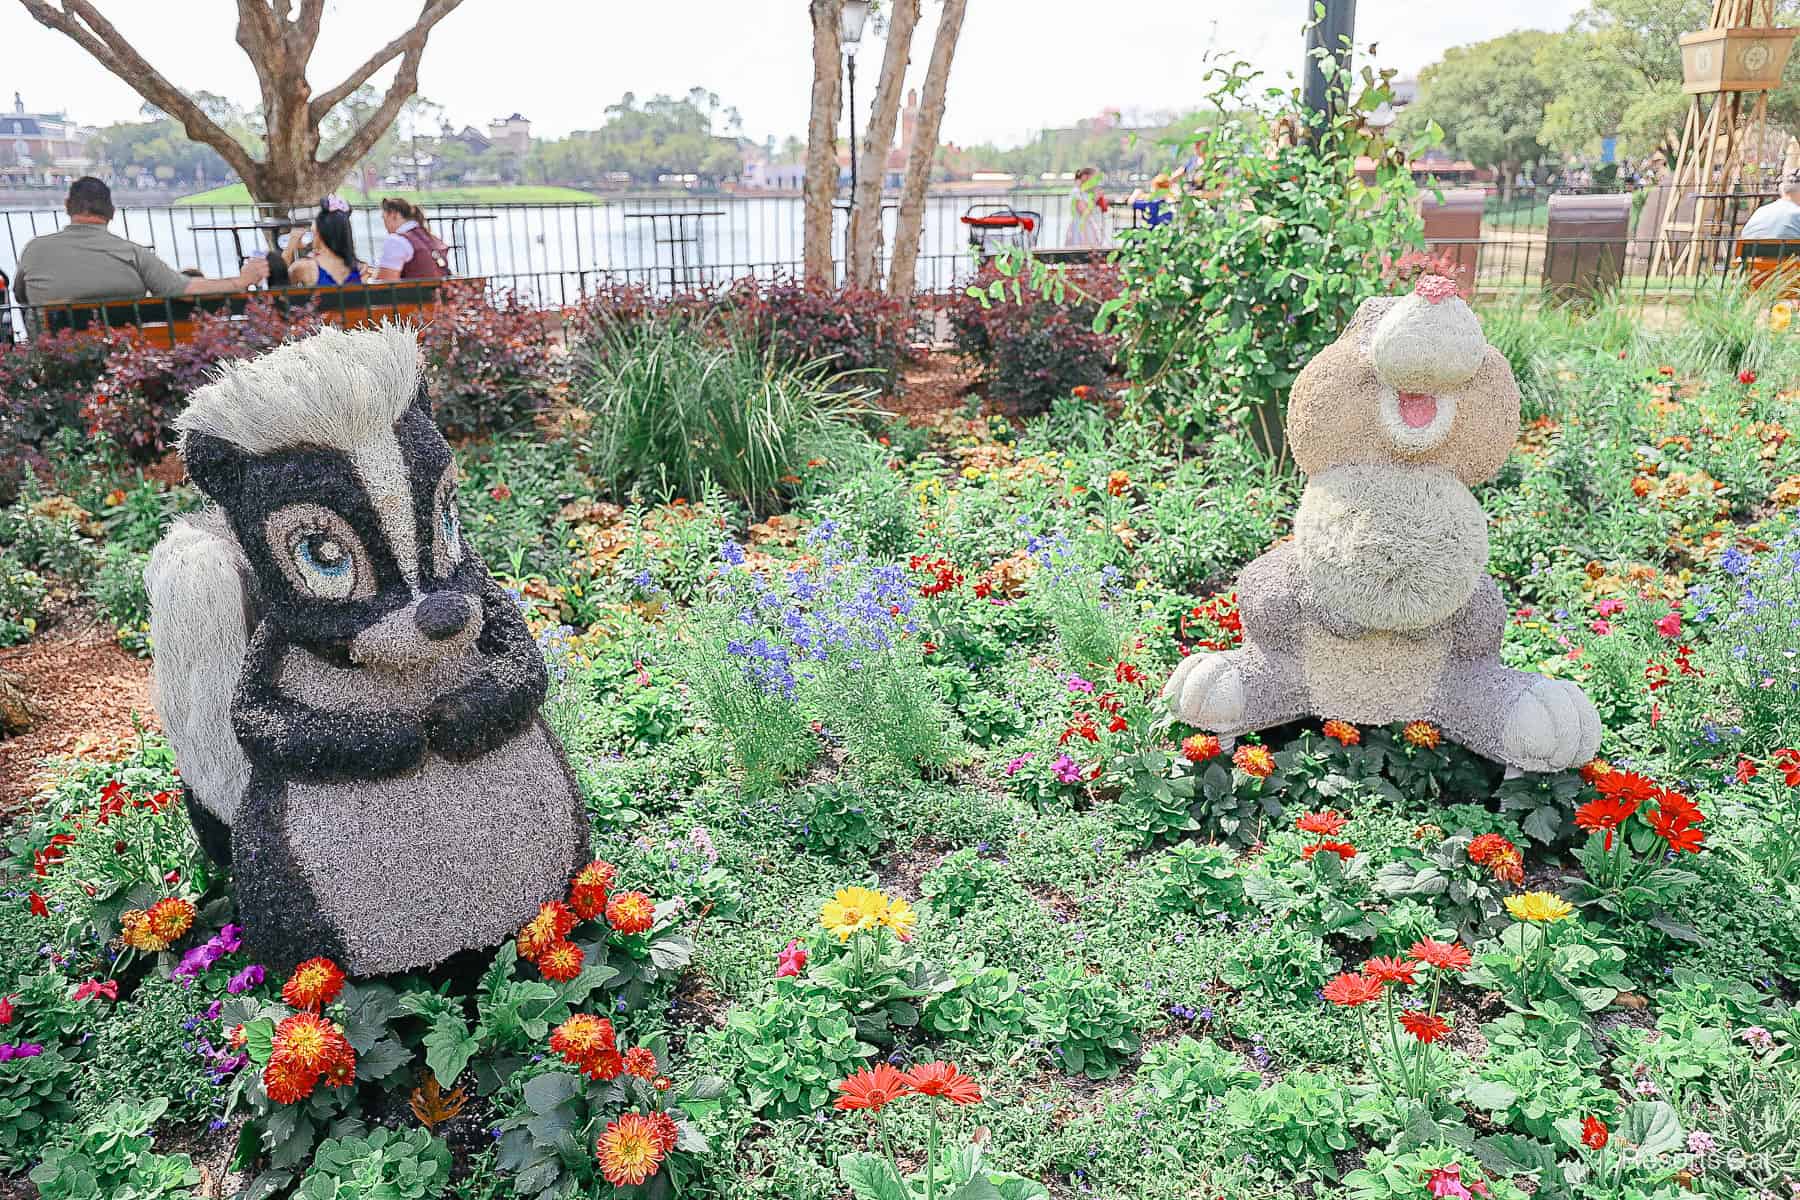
xmin=4 ymin=216 xmax=1800 ymax=1200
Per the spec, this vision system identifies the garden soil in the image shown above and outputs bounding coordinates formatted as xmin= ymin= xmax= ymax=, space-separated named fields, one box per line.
xmin=0 ymin=614 xmax=157 ymax=815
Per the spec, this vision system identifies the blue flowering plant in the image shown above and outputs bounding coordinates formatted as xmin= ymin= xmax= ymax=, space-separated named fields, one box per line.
xmin=1686 ymin=535 xmax=1800 ymax=758
xmin=683 ymin=523 xmax=957 ymax=792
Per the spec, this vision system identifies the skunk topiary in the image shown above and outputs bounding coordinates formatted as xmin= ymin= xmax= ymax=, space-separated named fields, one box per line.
xmin=145 ymin=324 xmax=587 ymax=976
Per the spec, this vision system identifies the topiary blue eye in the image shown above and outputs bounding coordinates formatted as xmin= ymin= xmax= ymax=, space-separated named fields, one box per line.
xmin=291 ymin=531 xmax=355 ymax=598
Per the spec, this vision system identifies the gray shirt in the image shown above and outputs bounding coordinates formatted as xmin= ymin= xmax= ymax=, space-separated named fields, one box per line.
xmin=15 ymin=222 xmax=191 ymax=305
xmin=1741 ymin=197 xmax=1800 ymax=242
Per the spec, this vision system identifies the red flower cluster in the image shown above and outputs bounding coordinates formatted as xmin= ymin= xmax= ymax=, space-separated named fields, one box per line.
xmin=1773 ymin=748 xmax=1800 ymax=787
xmin=1179 ymin=592 xmax=1243 ymax=653
xmin=596 ymin=1111 xmax=679 ymax=1186
xmin=1646 ymin=789 xmax=1705 ymax=854
xmin=1574 ymin=794 xmax=1639 ymax=851
xmin=606 ymin=891 xmax=656 ymax=935
xmin=834 ymin=1061 xmax=983 ymax=1112
xmin=570 ymin=859 xmax=616 ymax=921
xmin=1297 ymin=809 xmax=1354 ymax=861
xmin=908 ymin=554 xmax=964 ymax=598
xmin=1467 ymin=832 xmax=1525 ymax=885
xmin=263 ymin=1011 xmax=356 ymax=1104
xmin=1321 ymin=719 xmax=1360 ymax=746
xmin=1181 ymin=733 xmax=1222 ymax=763
xmin=550 ymin=1013 xmax=624 ymax=1080
xmin=281 ymin=957 xmax=345 ymax=1012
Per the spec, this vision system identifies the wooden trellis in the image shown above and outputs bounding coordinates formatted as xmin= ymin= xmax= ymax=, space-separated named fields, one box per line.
xmin=1651 ymin=0 xmax=1797 ymax=277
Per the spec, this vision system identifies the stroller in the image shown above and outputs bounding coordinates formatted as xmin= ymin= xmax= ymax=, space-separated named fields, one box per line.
xmin=960 ymin=204 xmax=1041 ymax=258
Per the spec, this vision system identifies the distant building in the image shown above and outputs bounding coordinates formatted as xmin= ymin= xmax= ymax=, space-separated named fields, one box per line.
xmin=0 ymin=93 xmax=95 ymax=186
xmin=445 ymin=124 xmax=493 ymax=154
xmin=487 ymin=113 xmax=531 ymax=158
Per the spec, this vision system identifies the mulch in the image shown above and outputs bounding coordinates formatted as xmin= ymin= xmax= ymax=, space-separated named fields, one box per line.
xmin=886 ymin=351 xmax=980 ymax=425
xmin=0 ymin=612 xmax=158 ymax=817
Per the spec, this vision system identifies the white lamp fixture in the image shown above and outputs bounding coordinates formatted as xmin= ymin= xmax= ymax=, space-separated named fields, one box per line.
xmin=840 ymin=0 xmax=870 ymax=53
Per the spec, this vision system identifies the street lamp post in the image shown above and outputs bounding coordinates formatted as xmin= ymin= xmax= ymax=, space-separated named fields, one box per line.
xmin=840 ymin=0 xmax=869 ymax=209
xmin=1302 ymin=0 xmax=1357 ymax=122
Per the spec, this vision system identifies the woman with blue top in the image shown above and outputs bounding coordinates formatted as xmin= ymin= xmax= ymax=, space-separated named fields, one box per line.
xmin=283 ymin=196 xmax=363 ymax=287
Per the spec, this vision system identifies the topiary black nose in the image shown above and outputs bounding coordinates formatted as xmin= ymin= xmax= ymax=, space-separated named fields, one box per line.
xmin=415 ymin=592 xmax=471 ymax=641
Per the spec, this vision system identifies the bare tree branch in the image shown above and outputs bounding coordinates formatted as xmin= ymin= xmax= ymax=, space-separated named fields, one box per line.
xmin=309 ymin=0 xmax=462 ymax=123
xmin=318 ymin=45 xmax=426 ymax=180
xmin=17 ymin=0 xmax=260 ymax=181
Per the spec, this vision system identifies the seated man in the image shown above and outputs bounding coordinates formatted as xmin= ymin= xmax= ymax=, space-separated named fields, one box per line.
xmin=1741 ymin=170 xmax=1800 ymax=242
xmin=15 ymin=177 xmax=268 ymax=308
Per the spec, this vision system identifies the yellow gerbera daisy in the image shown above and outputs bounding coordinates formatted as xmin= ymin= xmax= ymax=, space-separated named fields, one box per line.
xmin=879 ymin=898 xmax=917 ymax=941
xmin=821 ymin=886 xmax=889 ymax=941
xmin=1504 ymin=891 xmax=1574 ymax=924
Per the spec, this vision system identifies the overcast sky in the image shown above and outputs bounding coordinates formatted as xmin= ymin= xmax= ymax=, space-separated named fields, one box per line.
xmin=1 ymin=1 xmax=1586 ymax=149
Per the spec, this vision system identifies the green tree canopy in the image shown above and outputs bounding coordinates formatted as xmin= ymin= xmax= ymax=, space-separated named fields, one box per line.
xmin=1398 ymin=30 xmax=1559 ymax=191
xmin=531 ymin=90 xmax=746 ymax=186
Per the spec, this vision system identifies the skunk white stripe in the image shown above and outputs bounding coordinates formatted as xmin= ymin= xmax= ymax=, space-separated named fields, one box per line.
xmin=350 ymin=437 xmax=421 ymax=590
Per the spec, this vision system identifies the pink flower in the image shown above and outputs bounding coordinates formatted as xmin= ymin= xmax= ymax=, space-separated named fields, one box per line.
xmin=775 ymin=939 xmax=808 ymax=978
xmin=1425 ymin=1165 xmax=1474 ymax=1199
xmin=1050 ymin=754 xmax=1083 ymax=784
xmin=0 ymin=994 xmax=14 ymax=1025
xmin=1065 ymin=674 xmax=1094 ymax=694
xmin=1003 ymin=753 xmax=1035 ymax=777
xmin=1590 ymin=619 xmax=1612 ymax=635
xmin=1595 ymin=599 xmax=1625 ymax=617
xmin=1656 ymin=611 xmax=1682 ymax=638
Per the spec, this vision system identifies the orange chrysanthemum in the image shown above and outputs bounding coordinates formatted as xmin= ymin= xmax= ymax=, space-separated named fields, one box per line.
xmin=1467 ymin=833 xmax=1526 ymax=884
xmin=569 ymin=860 xmax=617 ymax=921
xmin=605 ymin=891 xmax=656 ymax=935
xmin=835 ymin=1063 xmax=914 ymax=1112
xmin=623 ymin=1046 xmax=659 ymax=1080
xmin=271 ymin=1011 xmax=354 ymax=1076
xmin=1233 ymin=744 xmax=1276 ymax=778
xmin=281 ymin=957 xmax=345 ymax=1011
xmin=1579 ymin=758 xmax=1612 ymax=785
xmin=1401 ymin=721 xmax=1441 ymax=749
xmin=262 ymin=1054 xmax=317 ymax=1104
xmin=1321 ymin=719 xmax=1360 ymax=746
xmin=1362 ymin=956 xmax=1419 ymax=987
xmin=1400 ymin=1010 xmax=1451 ymax=1044
xmin=1296 ymin=809 xmax=1349 ymax=837
xmin=1407 ymin=938 xmax=1472 ymax=973
xmin=1322 ymin=972 xmax=1384 ymax=1007
xmin=518 ymin=900 xmax=578 ymax=961
xmin=120 ymin=896 xmax=197 ymax=953
xmin=537 ymin=940 xmax=585 ymax=982
xmin=596 ymin=1113 xmax=666 ymax=1187
xmin=904 ymin=1061 xmax=983 ymax=1105
xmin=1181 ymin=733 xmax=1222 ymax=763
xmin=550 ymin=1013 xmax=620 ymax=1079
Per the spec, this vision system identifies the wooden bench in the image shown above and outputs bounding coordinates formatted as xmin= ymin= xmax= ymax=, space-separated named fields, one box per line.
xmin=1736 ymin=239 xmax=1800 ymax=298
xmin=26 ymin=277 xmax=485 ymax=346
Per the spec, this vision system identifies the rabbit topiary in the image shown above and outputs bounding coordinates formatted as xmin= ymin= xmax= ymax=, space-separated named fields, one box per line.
xmin=1164 ymin=275 xmax=1600 ymax=773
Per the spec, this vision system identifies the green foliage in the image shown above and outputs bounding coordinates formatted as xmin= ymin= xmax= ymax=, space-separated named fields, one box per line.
xmin=573 ymin=322 xmax=877 ymax=517
xmin=1219 ymin=1072 xmax=1354 ymax=1178
xmin=1142 ymin=842 xmax=1245 ymax=917
xmin=297 ymin=1127 xmax=452 ymax=1200
xmin=1137 ymin=1035 xmax=1259 ymax=1108
xmin=1396 ymin=31 xmax=1559 ymax=180
xmin=790 ymin=782 xmax=887 ymax=857
xmin=0 ymin=544 xmax=49 ymax=646
xmin=1027 ymin=964 xmax=1141 ymax=1080
xmin=718 ymin=989 xmax=873 ymax=1117
xmin=91 ymin=543 xmax=153 ymax=656
xmin=28 ymin=1098 xmax=200 ymax=1200
xmin=0 ymin=1042 xmax=83 ymax=1171
xmin=1456 ymin=1046 xmax=1621 ymax=1141
xmin=922 ymin=962 xmax=1032 ymax=1043
xmin=921 ymin=847 xmax=1010 ymax=918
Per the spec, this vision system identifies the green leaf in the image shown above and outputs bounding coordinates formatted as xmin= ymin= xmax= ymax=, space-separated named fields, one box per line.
xmin=523 ymin=1070 xmax=584 ymax=1115
xmin=839 ymin=1152 xmax=909 ymax=1200
xmin=355 ymin=1035 xmax=412 ymax=1084
xmin=1620 ymin=1100 xmax=1683 ymax=1157
xmin=422 ymin=1013 xmax=480 ymax=1085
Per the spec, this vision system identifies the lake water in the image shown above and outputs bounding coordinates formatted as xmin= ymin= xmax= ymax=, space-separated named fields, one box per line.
xmin=1 ymin=190 xmax=1108 ymax=305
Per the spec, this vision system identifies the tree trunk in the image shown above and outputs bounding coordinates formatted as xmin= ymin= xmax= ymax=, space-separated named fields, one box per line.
xmin=803 ymin=0 xmax=845 ymax=286
xmin=18 ymin=0 xmax=462 ymax=209
xmin=845 ymin=0 xmax=921 ymax=289
xmin=888 ymin=0 xmax=967 ymax=301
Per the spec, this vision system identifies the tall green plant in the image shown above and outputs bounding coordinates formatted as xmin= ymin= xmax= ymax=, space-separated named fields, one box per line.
xmin=573 ymin=323 xmax=877 ymax=516
xmin=1100 ymin=52 xmax=1435 ymax=452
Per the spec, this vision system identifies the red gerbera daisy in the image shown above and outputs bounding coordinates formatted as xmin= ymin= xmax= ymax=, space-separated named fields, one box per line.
xmin=1296 ymin=809 xmax=1349 ymax=837
xmin=1301 ymin=840 xmax=1357 ymax=862
xmin=281 ymin=957 xmax=345 ymax=1012
xmin=1593 ymin=769 xmax=1659 ymax=805
xmin=1322 ymin=972 xmax=1384 ymax=1007
xmin=1399 ymin=1010 xmax=1451 ymax=1044
xmin=904 ymin=1061 xmax=983 ymax=1105
xmin=1574 ymin=795 xmax=1640 ymax=851
xmin=1647 ymin=806 xmax=1705 ymax=853
xmin=1362 ymin=956 xmax=1419 ymax=987
xmin=605 ymin=891 xmax=656 ymax=935
xmin=1407 ymin=938 xmax=1472 ymax=973
xmin=834 ymin=1063 xmax=914 ymax=1112
xmin=1652 ymin=788 xmax=1705 ymax=827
